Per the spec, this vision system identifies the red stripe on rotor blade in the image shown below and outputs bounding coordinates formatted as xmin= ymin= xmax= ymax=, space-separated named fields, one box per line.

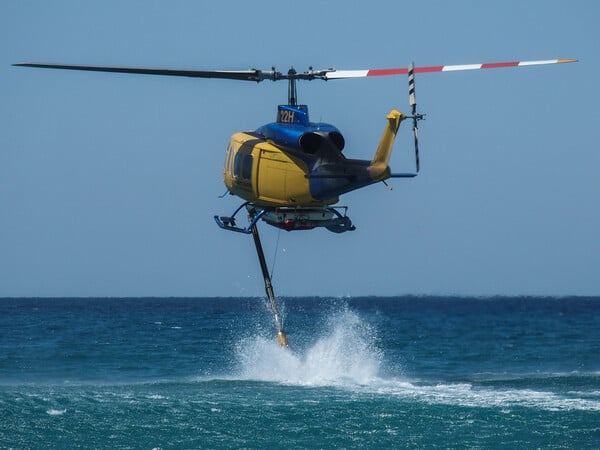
xmin=367 ymin=66 xmax=446 ymax=76
xmin=481 ymin=62 xmax=519 ymax=69
xmin=413 ymin=66 xmax=445 ymax=73
xmin=367 ymin=68 xmax=409 ymax=76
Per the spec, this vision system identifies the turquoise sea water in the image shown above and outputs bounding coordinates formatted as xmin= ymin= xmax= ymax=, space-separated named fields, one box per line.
xmin=1 ymin=297 xmax=599 ymax=448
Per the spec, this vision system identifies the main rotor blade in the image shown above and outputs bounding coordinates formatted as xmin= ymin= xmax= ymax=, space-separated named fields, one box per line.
xmin=324 ymin=58 xmax=577 ymax=79
xmin=12 ymin=62 xmax=272 ymax=82
xmin=14 ymin=58 xmax=577 ymax=83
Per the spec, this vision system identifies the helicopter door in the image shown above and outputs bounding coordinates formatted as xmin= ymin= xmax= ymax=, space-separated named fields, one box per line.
xmin=257 ymin=147 xmax=309 ymax=204
xmin=257 ymin=149 xmax=287 ymax=203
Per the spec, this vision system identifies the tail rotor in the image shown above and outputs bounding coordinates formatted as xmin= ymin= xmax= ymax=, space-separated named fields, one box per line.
xmin=408 ymin=63 xmax=424 ymax=172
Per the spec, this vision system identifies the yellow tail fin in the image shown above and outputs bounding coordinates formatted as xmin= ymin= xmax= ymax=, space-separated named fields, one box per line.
xmin=369 ymin=110 xmax=406 ymax=180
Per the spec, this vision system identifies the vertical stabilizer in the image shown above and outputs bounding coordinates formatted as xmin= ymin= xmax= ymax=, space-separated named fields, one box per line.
xmin=369 ymin=110 xmax=406 ymax=179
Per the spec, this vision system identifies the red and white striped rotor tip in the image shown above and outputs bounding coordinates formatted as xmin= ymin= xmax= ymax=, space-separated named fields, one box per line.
xmin=324 ymin=58 xmax=577 ymax=79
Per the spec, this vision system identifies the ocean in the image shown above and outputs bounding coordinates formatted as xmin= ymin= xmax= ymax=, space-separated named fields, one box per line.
xmin=1 ymin=296 xmax=598 ymax=448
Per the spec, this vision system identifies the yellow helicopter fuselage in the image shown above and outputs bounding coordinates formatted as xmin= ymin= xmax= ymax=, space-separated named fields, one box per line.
xmin=223 ymin=132 xmax=335 ymax=208
xmin=222 ymin=106 xmax=407 ymax=209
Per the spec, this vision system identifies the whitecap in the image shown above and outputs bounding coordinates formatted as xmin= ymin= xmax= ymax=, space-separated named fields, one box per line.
xmin=368 ymin=378 xmax=600 ymax=412
xmin=235 ymin=308 xmax=381 ymax=387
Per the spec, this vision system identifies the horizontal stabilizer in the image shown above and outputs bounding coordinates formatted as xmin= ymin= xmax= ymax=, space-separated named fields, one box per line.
xmin=389 ymin=173 xmax=417 ymax=178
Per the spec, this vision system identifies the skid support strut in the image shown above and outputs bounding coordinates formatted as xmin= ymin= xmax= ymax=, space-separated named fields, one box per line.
xmin=250 ymin=224 xmax=289 ymax=347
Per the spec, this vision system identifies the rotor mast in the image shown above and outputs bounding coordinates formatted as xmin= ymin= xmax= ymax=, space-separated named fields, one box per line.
xmin=276 ymin=66 xmax=330 ymax=106
xmin=287 ymin=68 xmax=297 ymax=106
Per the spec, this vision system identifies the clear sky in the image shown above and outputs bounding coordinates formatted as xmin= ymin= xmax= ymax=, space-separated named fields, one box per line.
xmin=1 ymin=1 xmax=598 ymax=297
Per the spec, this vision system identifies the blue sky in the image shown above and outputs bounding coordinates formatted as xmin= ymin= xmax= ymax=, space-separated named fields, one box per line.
xmin=1 ymin=1 xmax=598 ymax=297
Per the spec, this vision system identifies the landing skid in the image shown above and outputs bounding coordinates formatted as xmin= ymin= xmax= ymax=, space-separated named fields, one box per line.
xmin=213 ymin=202 xmax=264 ymax=234
xmin=214 ymin=203 xmax=356 ymax=234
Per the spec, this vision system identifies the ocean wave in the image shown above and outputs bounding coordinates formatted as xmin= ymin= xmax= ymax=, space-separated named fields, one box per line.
xmin=369 ymin=379 xmax=600 ymax=412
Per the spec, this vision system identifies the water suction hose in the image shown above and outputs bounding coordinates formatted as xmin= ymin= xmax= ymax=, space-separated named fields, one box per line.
xmin=251 ymin=224 xmax=288 ymax=347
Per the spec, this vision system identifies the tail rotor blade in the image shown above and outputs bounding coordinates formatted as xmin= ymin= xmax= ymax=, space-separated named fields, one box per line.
xmin=413 ymin=124 xmax=420 ymax=173
xmin=408 ymin=63 xmax=417 ymax=114
xmin=408 ymin=63 xmax=421 ymax=172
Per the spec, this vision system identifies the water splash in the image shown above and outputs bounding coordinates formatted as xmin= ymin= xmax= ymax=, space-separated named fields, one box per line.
xmin=235 ymin=308 xmax=382 ymax=386
xmin=232 ymin=306 xmax=600 ymax=412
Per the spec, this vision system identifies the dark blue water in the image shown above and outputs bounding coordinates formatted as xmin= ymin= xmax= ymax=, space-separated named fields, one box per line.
xmin=1 ymin=297 xmax=599 ymax=448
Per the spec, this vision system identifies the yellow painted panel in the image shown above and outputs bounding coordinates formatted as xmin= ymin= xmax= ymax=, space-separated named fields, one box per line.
xmin=256 ymin=147 xmax=315 ymax=206
xmin=223 ymin=133 xmax=327 ymax=207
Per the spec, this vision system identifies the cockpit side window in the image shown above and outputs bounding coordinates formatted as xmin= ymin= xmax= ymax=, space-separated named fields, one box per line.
xmin=242 ymin=154 xmax=253 ymax=180
xmin=233 ymin=152 xmax=242 ymax=178
xmin=234 ymin=152 xmax=253 ymax=181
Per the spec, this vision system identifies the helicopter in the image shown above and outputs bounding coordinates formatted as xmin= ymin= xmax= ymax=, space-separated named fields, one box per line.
xmin=14 ymin=58 xmax=576 ymax=236
xmin=13 ymin=58 xmax=576 ymax=346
